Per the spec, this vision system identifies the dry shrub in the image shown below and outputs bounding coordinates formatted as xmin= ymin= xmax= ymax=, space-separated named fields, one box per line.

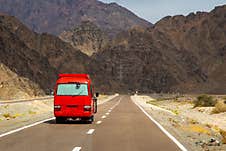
xmin=3 ymin=113 xmax=16 ymax=119
xmin=193 ymin=95 xmax=217 ymax=107
xmin=212 ymin=100 xmax=226 ymax=114
xmin=171 ymin=110 xmax=180 ymax=115
xmin=220 ymin=129 xmax=226 ymax=144
xmin=184 ymin=124 xmax=211 ymax=135
xmin=28 ymin=110 xmax=36 ymax=115
xmin=146 ymin=100 xmax=159 ymax=106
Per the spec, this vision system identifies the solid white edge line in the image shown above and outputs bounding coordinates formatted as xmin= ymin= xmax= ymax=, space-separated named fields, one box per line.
xmin=0 ymin=117 xmax=55 ymax=138
xmin=86 ymin=129 xmax=95 ymax=135
xmin=132 ymin=99 xmax=188 ymax=151
xmin=72 ymin=147 xmax=82 ymax=151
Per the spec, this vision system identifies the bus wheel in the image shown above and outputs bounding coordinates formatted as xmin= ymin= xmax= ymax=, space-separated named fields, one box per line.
xmin=87 ymin=116 xmax=94 ymax=124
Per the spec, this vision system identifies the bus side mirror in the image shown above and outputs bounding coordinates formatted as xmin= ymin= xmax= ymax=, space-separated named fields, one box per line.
xmin=95 ymin=93 xmax=99 ymax=97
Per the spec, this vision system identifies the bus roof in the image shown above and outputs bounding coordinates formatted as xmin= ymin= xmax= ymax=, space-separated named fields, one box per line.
xmin=57 ymin=74 xmax=91 ymax=84
xmin=58 ymin=74 xmax=89 ymax=79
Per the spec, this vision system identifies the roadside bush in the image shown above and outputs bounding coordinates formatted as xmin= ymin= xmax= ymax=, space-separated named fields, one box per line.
xmin=212 ymin=100 xmax=226 ymax=114
xmin=220 ymin=129 xmax=226 ymax=144
xmin=28 ymin=110 xmax=37 ymax=115
xmin=171 ymin=110 xmax=180 ymax=115
xmin=146 ymin=100 xmax=159 ymax=106
xmin=193 ymin=95 xmax=217 ymax=107
xmin=2 ymin=113 xmax=16 ymax=119
xmin=223 ymin=97 xmax=226 ymax=104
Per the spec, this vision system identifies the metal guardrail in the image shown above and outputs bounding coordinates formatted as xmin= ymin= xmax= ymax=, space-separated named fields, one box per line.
xmin=0 ymin=96 xmax=54 ymax=104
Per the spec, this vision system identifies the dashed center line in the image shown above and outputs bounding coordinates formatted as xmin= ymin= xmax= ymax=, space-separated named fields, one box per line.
xmin=110 ymin=97 xmax=122 ymax=110
xmin=86 ymin=129 xmax=95 ymax=135
xmin=95 ymin=97 xmax=122 ymax=125
xmin=96 ymin=121 xmax=102 ymax=124
xmin=72 ymin=147 xmax=81 ymax=151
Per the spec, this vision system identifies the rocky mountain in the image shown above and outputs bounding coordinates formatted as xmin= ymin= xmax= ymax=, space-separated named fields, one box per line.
xmin=0 ymin=0 xmax=152 ymax=36
xmin=0 ymin=14 xmax=60 ymax=96
xmin=0 ymin=4 xmax=225 ymax=97
xmin=153 ymin=5 xmax=226 ymax=93
xmin=59 ymin=21 xmax=109 ymax=56
xmin=0 ymin=14 xmax=89 ymax=99
xmin=89 ymin=5 xmax=226 ymax=94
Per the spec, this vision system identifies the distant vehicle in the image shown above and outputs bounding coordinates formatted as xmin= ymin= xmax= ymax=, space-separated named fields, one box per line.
xmin=54 ymin=74 xmax=98 ymax=124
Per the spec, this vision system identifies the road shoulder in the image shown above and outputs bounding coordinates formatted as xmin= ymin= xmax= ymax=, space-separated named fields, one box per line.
xmin=131 ymin=95 xmax=226 ymax=151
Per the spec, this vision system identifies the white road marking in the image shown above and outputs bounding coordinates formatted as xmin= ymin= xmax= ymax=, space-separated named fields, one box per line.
xmin=0 ymin=117 xmax=55 ymax=138
xmin=94 ymin=96 xmax=121 ymax=126
xmin=97 ymin=94 xmax=119 ymax=105
xmin=86 ymin=129 xmax=95 ymax=135
xmin=96 ymin=121 xmax=102 ymax=124
xmin=72 ymin=147 xmax=82 ymax=151
xmin=132 ymin=98 xmax=188 ymax=151
xmin=110 ymin=97 xmax=122 ymax=110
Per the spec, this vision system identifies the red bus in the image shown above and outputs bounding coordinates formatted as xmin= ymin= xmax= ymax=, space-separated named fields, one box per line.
xmin=54 ymin=74 xmax=98 ymax=123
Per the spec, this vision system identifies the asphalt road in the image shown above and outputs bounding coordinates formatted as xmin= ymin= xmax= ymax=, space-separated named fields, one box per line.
xmin=0 ymin=95 xmax=182 ymax=151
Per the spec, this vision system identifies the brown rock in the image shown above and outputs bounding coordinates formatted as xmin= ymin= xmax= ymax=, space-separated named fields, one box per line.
xmin=59 ymin=21 xmax=109 ymax=56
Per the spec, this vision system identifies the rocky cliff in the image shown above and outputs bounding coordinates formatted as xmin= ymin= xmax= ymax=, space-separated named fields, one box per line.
xmin=59 ymin=21 xmax=109 ymax=56
xmin=0 ymin=14 xmax=90 ymax=99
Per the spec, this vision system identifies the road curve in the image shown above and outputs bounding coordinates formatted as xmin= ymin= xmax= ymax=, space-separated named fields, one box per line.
xmin=0 ymin=95 xmax=182 ymax=151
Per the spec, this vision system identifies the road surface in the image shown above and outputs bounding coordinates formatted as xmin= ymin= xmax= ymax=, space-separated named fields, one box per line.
xmin=0 ymin=95 xmax=183 ymax=151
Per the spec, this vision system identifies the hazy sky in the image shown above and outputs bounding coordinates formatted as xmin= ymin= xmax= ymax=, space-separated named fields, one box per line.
xmin=100 ymin=0 xmax=226 ymax=23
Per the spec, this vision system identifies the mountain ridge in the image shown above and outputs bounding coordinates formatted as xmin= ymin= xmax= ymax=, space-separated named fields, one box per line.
xmin=0 ymin=0 xmax=152 ymax=36
xmin=0 ymin=4 xmax=225 ymax=97
xmin=88 ymin=5 xmax=226 ymax=93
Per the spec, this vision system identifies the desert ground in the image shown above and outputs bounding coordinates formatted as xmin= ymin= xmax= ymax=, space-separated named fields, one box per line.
xmin=132 ymin=94 xmax=226 ymax=151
